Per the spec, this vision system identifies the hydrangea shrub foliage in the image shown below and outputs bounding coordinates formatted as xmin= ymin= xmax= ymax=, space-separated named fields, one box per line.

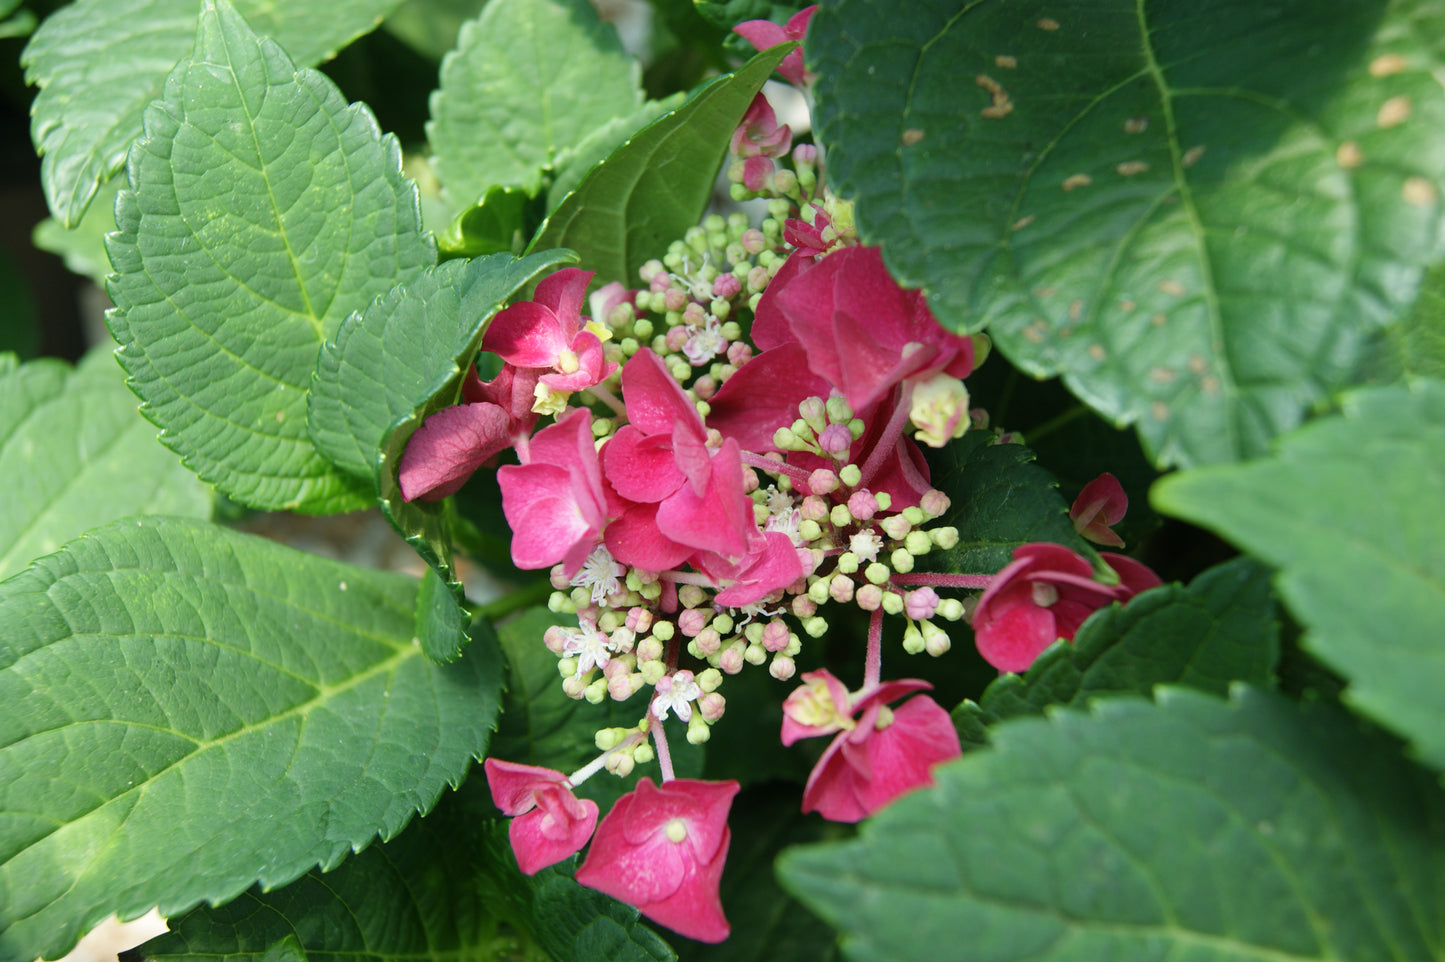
xmin=3 ymin=0 xmax=1443 ymax=959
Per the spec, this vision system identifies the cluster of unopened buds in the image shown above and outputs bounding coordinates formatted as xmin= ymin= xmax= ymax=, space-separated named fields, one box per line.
xmin=397 ymin=6 xmax=1161 ymax=943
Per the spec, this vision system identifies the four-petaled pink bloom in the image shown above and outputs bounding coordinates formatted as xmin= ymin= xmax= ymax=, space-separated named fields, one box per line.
xmin=574 ymin=777 xmax=740 ymax=943
xmin=973 ymin=542 xmax=1162 ymax=673
xmin=733 ymin=5 xmax=818 ymax=87
xmin=497 ymin=408 xmax=609 ymax=574
xmin=481 ymin=268 xmax=618 ymax=393
xmin=752 ymin=245 xmax=975 ymax=412
xmin=485 ymin=758 xmax=599 ymax=876
xmin=782 ymin=669 xmax=960 ymax=823
xmin=1070 ymin=473 xmax=1129 ymax=547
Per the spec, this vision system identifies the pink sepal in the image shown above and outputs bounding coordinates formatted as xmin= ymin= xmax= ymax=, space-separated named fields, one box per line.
xmin=733 ymin=6 xmax=818 ymax=87
xmin=706 ymin=343 xmax=830 ymax=452
xmin=484 ymin=758 xmax=598 ymax=876
xmin=711 ymin=530 xmax=803 ymax=607
xmin=398 ymin=402 xmax=512 ymax=502
xmin=574 ymin=778 xmax=739 ymax=944
xmin=1070 ymin=473 xmax=1128 ymax=547
xmin=801 ymin=694 xmax=960 ymax=823
xmin=498 ymin=409 xmax=608 ymax=573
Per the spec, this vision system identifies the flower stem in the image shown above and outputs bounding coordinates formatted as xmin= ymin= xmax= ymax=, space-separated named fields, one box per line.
xmin=740 ymin=451 xmax=814 ymax=494
xmin=891 ymin=572 xmax=992 ymax=590
xmin=651 ymin=715 xmax=677 ymax=782
xmin=858 ymin=383 xmax=915 ymax=489
xmin=567 ymin=732 xmax=643 ymax=787
xmin=864 ymin=606 xmax=883 ymax=689
xmin=584 ymin=383 xmax=628 ymax=419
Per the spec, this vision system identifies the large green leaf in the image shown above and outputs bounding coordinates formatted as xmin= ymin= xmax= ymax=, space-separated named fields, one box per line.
xmin=143 ymin=778 xmax=524 ymax=962
xmin=924 ymin=431 xmax=1092 ymax=577
xmin=528 ymin=43 xmax=792 ymax=286
xmin=808 ymin=0 xmax=1445 ymax=467
xmin=0 ymin=347 xmax=212 ymax=582
xmin=780 ymin=687 xmax=1445 ymax=962
xmin=955 ymin=557 xmax=1278 ymax=746
xmin=1153 ymin=378 xmax=1445 ymax=770
xmin=427 ymin=0 xmax=643 ymax=207
xmin=106 ymin=0 xmax=434 ymax=513
xmin=22 ymin=0 xmax=404 ymax=228
xmin=0 ymin=517 xmax=504 ymax=962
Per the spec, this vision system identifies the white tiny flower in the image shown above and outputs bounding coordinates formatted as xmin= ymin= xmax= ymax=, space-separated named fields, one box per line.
xmin=651 ymin=670 xmax=703 ymax=722
xmin=850 ymin=529 xmax=885 ymax=563
xmin=683 ymin=315 xmax=727 ymax=366
xmin=559 ymin=619 xmax=615 ymax=676
xmin=570 ymin=544 xmax=625 ymax=604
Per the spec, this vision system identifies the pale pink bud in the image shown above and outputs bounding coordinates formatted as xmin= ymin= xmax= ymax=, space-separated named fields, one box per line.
xmin=792 ymin=595 xmax=817 ymax=618
xmin=718 ymin=644 xmax=746 ymax=674
xmin=695 ymin=628 xmax=723 ymax=656
xmin=665 ymin=326 xmax=690 ymax=351
xmin=712 ymin=273 xmax=743 ymax=299
xmin=544 ymin=626 xmax=571 ymax=655
xmin=664 ymin=288 xmax=689 ymax=312
xmin=829 ymin=575 xmax=855 ymax=604
xmin=694 ymin=375 xmax=718 ymax=400
xmin=699 ymin=692 xmax=726 ymax=722
xmin=904 ymin=587 xmax=941 ymax=621
xmin=847 ymin=490 xmax=879 ymax=521
xmin=800 ymin=495 xmax=829 ymax=521
xmin=678 ymin=608 xmax=709 ymax=637
xmin=626 ymin=607 xmax=653 ymax=633
xmin=726 ymin=342 xmax=753 ymax=366
xmin=855 ymin=584 xmax=883 ymax=611
xmin=920 ymin=489 xmax=951 ymax=518
xmin=761 ymin=619 xmax=791 ymax=652
xmin=818 ymin=423 xmax=852 ymax=455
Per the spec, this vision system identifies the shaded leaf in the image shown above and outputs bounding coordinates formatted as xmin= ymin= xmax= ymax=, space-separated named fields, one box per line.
xmin=808 ymin=0 xmax=1445 ymax=467
xmin=23 ymin=0 xmax=404 ymax=227
xmin=427 ymin=0 xmax=643 ymax=207
xmin=528 ymin=43 xmax=792 ymax=286
xmin=106 ymin=0 xmax=434 ymax=513
xmin=780 ymin=686 xmax=1445 ymax=962
xmin=1153 ymin=378 xmax=1445 ymax=770
xmin=30 ymin=177 xmax=121 ymax=286
xmin=0 ymin=517 xmax=504 ymax=962
xmin=437 ymin=185 xmax=535 ymax=258
xmin=924 ymin=430 xmax=1092 ymax=577
xmin=0 ymin=346 xmax=212 ymax=583
xmin=954 ymin=556 xmax=1278 ymax=740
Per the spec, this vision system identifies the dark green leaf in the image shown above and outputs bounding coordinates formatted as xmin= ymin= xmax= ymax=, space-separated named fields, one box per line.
xmin=0 ymin=346 xmax=212 ymax=582
xmin=23 ymin=0 xmax=405 ymax=227
xmin=1153 ymin=378 xmax=1445 ymax=770
xmin=809 ymin=0 xmax=1445 ymax=467
xmin=106 ymin=0 xmax=433 ymax=513
xmin=427 ymin=0 xmax=643 ymax=206
xmin=924 ymin=430 xmax=1092 ymax=577
xmin=0 ymin=517 xmax=504 ymax=962
xmin=528 ymin=43 xmax=792 ymax=286
xmin=437 ymin=185 xmax=535 ymax=258
xmin=0 ymin=257 xmax=38 ymax=360
xmin=955 ymin=557 xmax=1278 ymax=739
xmin=144 ymin=776 xmax=522 ymax=962
xmin=780 ymin=687 xmax=1445 ymax=962
xmin=1360 ymin=259 xmax=1445 ymax=383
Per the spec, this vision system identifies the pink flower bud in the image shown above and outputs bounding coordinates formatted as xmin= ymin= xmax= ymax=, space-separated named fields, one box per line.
xmin=904 ymin=586 xmax=941 ymax=621
xmin=920 ymin=489 xmax=950 ymax=518
xmin=718 ymin=644 xmax=745 ymax=674
xmin=855 ymin=584 xmax=883 ymax=611
xmin=678 ymin=608 xmax=709 ymax=637
xmin=847 ymin=490 xmax=879 ymax=521
xmin=712 ymin=273 xmax=742 ymax=299
xmin=626 ymin=607 xmax=653 ymax=633
xmin=818 ymin=423 xmax=853 ymax=455
xmin=800 ymin=494 xmax=829 ymax=521
xmin=698 ymin=692 xmax=726 ymax=722
xmin=694 ymin=628 xmax=723 ymax=656
xmin=761 ymin=619 xmax=791 ymax=652
xmin=726 ymin=341 xmax=753 ymax=366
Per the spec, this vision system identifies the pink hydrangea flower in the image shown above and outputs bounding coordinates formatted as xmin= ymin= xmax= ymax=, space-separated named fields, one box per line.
xmin=733 ymin=5 xmax=818 ymax=87
xmin=497 ymin=408 xmax=609 ymax=574
xmin=782 ymin=669 xmax=960 ymax=823
xmin=973 ymin=542 xmax=1162 ymax=673
xmin=574 ymin=777 xmax=740 ymax=943
xmin=484 ymin=758 xmax=599 ymax=876
xmin=1070 ymin=472 xmax=1129 ymax=547
xmin=731 ymin=93 xmax=792 ymax=191
xmin=481 ymin=268 xmax=618 ymax=393
xmin=398 ymin=363 xmax=540 ymax=501
xmin=758 ymin=245 xmax=975 ymax=412
xmin=601 ymin=350 xmax=754 ymax=566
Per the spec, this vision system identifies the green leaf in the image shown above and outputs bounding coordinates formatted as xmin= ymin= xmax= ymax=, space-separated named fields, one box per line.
xmin=924 ymin=431 xmax=1092 ymax=577
xmin=437 ymin=185 xmax=535 ymax=258
xmin=308 ymin=249 xmax=575 ymax=601
xmin=106 ymin=0 xmax=434 ymax=513
xmin=546 ymin=95 xmax=685 ymax=212
xmin=1153 ymin=378 xmax=1445 ymax=770
xmin=0 ymin=3 xmax=33 ymax=41
xmin=383 ymin=0 xmax=488 ymax=62
xmin=0 ymin=516 xmax=505 ymax=962
xmin=142 ymin=777 xmax=523 ymax=962
xmin=956 ymin=557 xmax=1278 ymax=739
xmin=427 ymin=0 xmax=643 ymax=207
xmin=22 ymin=0 xmax=405 ymax=228
xmin=1361 ymin=259 xmax=1445 ymax=383
xmin=779 ymin=686 xmax=1445 ymax=962
xmin=808 ymin=0 xmax=1445 ymax=467
xmin=0 ymin=346 xmax=212 ymax=583
xmin=30 ymin=177 xmax=121 ymax=286
xmin=528 ymin=43 xmax=792 ymax=286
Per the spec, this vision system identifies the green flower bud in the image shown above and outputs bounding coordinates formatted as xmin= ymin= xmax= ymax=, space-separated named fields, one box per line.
xmin=881 ymin=590 xmax=904 ymax=615
xmin=865 ymin=562 xmax=890 ymax=585
xmin=839 ymin=464 xmax=863 ymax=487
xmin=891 ymin=548 xmax=915 ymax=573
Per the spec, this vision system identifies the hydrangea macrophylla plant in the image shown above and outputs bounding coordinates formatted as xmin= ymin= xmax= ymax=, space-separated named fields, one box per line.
xmin=395 ymin=51 xmax=1162 ymax=943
